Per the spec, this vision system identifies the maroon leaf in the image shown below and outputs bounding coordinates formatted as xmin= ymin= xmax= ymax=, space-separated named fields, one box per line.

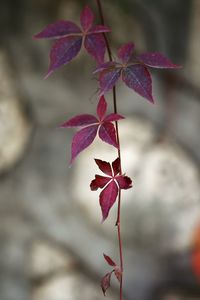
xmin=136 ymin=52 xmax=181 ymax=69
xmin=114 ymin=266 xmax=122 ymax=282
xmin=84 ymin=33 xmax=106 ymax=64
xmin=45 ymin=36 xmax=82 ymax=78
xmin=94 ymin=159 xmax=112 ymax=176
xmin=80 ymin=5 xmax=94 ymax=32
xmin=101 ymin=272 xmax=112 ymax=296
xmin=122 ymin=64 xmax=154 ymax=103
xmin=99 ymin=69 xmax=121 ymax=95
xmin=93 ymin=62 xmax=117 ymax=74
xmin=70 ymin=125 xmax=98 ymax=163
xmin=99 ymin=122 xmax=118 ymax=148
xmin=118 ymin=42 xmax=135 ymax=63
xmin=99 ymin=180 xmax=118 ymax=221
xmin=104 ymin=113 xmax=124 ymax=122
xmin=116 ymin=175 xmax=132 ymax=189
xmin=103 ymin=254 xmax=116 ymax=267
xmin=90 ymin=175 xmax=111 ymax=190
xmin=33 ymin=20 xmax=81 ymax=39
xmin=97 ymin=96 xmax=107 ymax=121
xmin=90 ymin=158 xmax=133 ymax=220
xmin=60 ymin=114 xmax=98 ymax=127
xmin=112 ymin=158 xmax=120 ymax=176
xmin=89 ymin=25 xmax=111 ymax=34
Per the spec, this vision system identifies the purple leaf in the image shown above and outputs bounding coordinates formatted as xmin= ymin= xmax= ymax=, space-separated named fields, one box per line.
xmin=103 ymin=254 xmax=116 ymax=267
xmin=104 ymin=113 xmax=124 ymax=122
xmin=101 ymin=272 xmax=112 ymax=296
xmin=99 ymin=180 xmax=118 ymax=221
xmin=112 ymin=158 xmax=120 ymax=176
xmin=45 ymin=36 xmax=82 ymax=78
xmin=94 ymin=159 xmax=112 ymax=176
xmin=33 ymin=20 xmax=81 ymax=39
xmin=84 ymin=33 xmax=106 ymax=64
xmin=93 ymin=62 xmax=117 ymax=74
xmin=116 ymin=175 xmax=132 ymax=189
xmin=90 ymin=175 xmax=111 ymax=190
xmin=97 ymin=96 xmax=107 ymax=121
xmin=80 ymin=5 xmax=94 ymax=32
xmin=60 ymin=114 xmax=98 ymax=128
xmin=88 ymin=25 xmax=111 ymax=34
xmin=136 ymin=52 xmax=181 ymax=69
xmin=99 ymin=69 xmax=121 ymax=95
xmin=99 ymin=122 xmax=118 ymax=148
xmin=122 ymin=64 xmax=154 ymax=103
xmin=118 ymin=43 xmax=135 ymax=63
xmin=70 ymin=125 xmax=98 ymax=163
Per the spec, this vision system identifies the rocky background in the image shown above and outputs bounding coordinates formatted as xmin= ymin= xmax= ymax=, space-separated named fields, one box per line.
xmin=0 ymin=0 xmax=200 ymax=300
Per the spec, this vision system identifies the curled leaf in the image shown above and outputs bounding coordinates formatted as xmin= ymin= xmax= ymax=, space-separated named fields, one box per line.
xmin=95 ymin=159 xmax=113 ymax=176
xmin=101 ymin=272 xmax=113 ymax=296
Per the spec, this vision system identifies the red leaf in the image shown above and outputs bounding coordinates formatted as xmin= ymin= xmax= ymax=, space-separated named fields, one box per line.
xmin=101 ymin=272 xmax=112 ymax=296
xmin=114 ymin=266 xmax=122 ymax=282
xmin=118 ymin=43 xmax=135 ymax=63
xmin=94 ymin=159 xmax=112 ymax=176
xmin=99 ymin=68 xmax=121 ymax=95
xmin=99 ymin=122 xmax=118 ymax=148
xmin=88 ymin=25 xmax=111 ymax=34
xmin=103 ymin=254 xmax=116 ymax=267
xmin=80 ymin=5 xmax=94 ymax=32
xmin=116 ymin=175 xmax=132 ymax=189
xmin=97 ymin=96 xmax=107 ymax=121
xmin=84 ymin=33 xmax=106 ymax=64
xmin=70 ymin=125 xmax=98 ymax=163
xmin=136 ymin=52 xmax=181 ymax=69
xmin=60 ymin=114 xmax=98 ymax=127
xmin=104 ymin=113 xmax=124 ymax=122
xmin=33 ymin=20 xmax=81 ymax=39
xmin=122 ymin=64 xmax=154 ymax=103
xmin=90 ymin=175 xmax=111 ymax=190
xmin=45 ymin=36 xmax=82 ymax=78
xmin=112 ymin=158 xmax=120 ymax=176
xmin=99 ymin=180 xmax=118 ymax=221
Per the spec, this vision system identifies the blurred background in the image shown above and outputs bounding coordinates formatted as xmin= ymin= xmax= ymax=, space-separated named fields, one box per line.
xmin=0 ymin=0 xmax=200 ymax=299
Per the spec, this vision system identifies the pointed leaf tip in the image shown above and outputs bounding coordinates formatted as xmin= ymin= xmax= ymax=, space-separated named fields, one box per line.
xmin=118 ymin=42 xmax=135 ymax=63
xmin=97 ymin=96 xmax=107 ymax=121
xmin=103 ymin=254 xmax=116 ymax=267
xmin=47 ymin=36 xmax=82 ymax=76
xmin=70 ymin=125 xmax=98 ymax=163
xmin=136 ymin=52 xmax=181 ymax=69
xmin=34 ymin=20 xmax=81 ymax=39
xmin=122 ymin=64 xmax=154 ymax=103
xmin=80 ymin=5 xmax=94 ymax=32
xmin=94 ymin=159 xmax=112 ymax=176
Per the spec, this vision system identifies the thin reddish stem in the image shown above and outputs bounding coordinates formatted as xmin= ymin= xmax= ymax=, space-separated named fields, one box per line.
xmin=96 ymin=1 xmax=123 ymax=299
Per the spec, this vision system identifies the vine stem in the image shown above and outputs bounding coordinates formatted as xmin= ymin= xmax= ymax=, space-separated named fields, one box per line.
xmin=96 ymin=1 xmax=123 ymax=299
